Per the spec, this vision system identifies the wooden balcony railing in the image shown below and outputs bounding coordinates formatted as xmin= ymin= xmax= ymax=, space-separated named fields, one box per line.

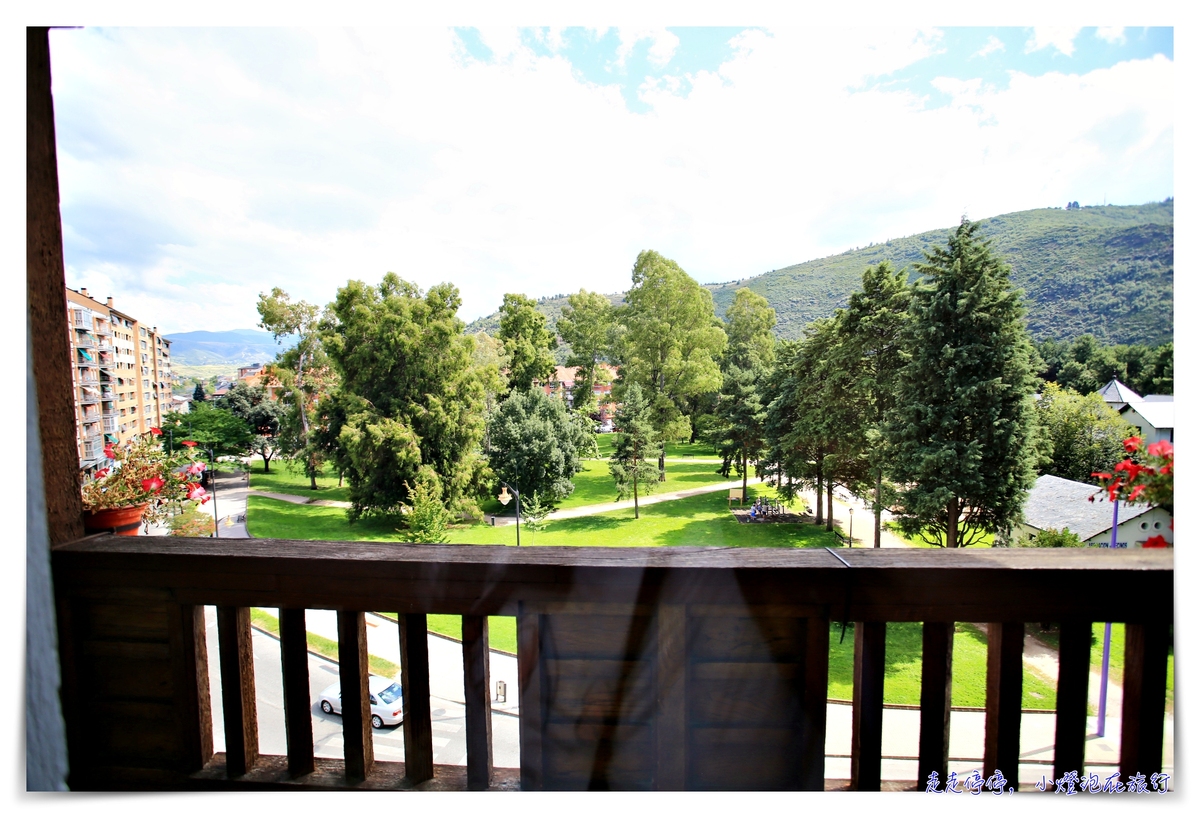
xmin=51 ymin=536 xmax=1172 ymax=792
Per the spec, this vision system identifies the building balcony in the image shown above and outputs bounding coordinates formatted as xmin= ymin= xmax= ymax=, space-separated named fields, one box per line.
xmin=78 ymin=391 xmax=100 ymax=405
xmin=73 ymin=332 xmax=97 ymax=349
xmin=50 ymin=541 xmax=1171 ymax=793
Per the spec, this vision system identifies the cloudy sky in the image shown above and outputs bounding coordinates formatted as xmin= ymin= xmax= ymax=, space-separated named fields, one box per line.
xmin=47 ymin=23 xmax=1174 ymax=335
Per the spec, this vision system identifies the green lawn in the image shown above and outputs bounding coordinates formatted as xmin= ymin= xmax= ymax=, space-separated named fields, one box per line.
xmin=248 ymin=484 xmax=843 ymax=549
xmin=249 ymin=460 xmax=350 ymax=502
xmin=1028 ymin=622 xmax=1174 ymax=707
xmin=594 ymin=433 xmax=719 ymax=460
xmin=883 ymin=521 xmax=994 ymax=548
xmin=829 ymin=622 xmax=1058 ymax=708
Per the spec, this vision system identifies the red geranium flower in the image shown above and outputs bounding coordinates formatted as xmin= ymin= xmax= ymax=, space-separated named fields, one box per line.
xmin=1147 ymin=440 xmax=1173 ymax=458
xmin=1143 ymin=535 xmax=1169 ymax=549
xmin=104 ymin=444 xmax=117 ymax=459
xmin=150 ymin=427 xmax=162 ymax=435
xmin=1123 ymin=435 xmax=1143 ymax=453
xmin=141 ymin=476 xmax=165 ymax=494
xmin=94 ymin=468 xmax=109 ymax=478
xmin=181 ymin=440 xmax=198 ymax=448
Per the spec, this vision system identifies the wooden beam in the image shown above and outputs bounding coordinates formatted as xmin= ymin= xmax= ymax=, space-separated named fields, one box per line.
xmin=169 ymin=603 xmax=213 ymax=772
xmin=918 ymin=621 xmax=954 ymax=787
xmin=983 ymin=621 xmax=1023 ymax=789
xmin=278 ymin=608 xmax=314 ymax=778
xmin=461 ymin=615 xmax=493 ymax=791
xmin=655 ymin=603 xmax=687 ymax=790
xmin=336 ymin=610 xmax=373 ymax=782
xmin=216 ymin=606 xmax=258 ymax=777
xmin=801 ymin=616 xmax=829 ymax=790
xmin=517 ymin=608 xmax=543 ymax=791
xmin=850 ymin=621 xmax=885 ymax=791
xmin=27 ymin=26 xmax=84 ymax=547
xmin=399 ymin=613 xmax=433 ymax=784
xmin=1119 ymin=622 xmax=1170 ymax=779
xmin=1053 ymin=621 xmax=1091 ymax=781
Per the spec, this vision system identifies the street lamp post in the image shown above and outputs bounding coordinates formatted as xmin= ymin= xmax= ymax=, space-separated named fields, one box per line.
xmin=209 ymin=446 xmax=219 ymax=539
xmin=848 ymin=506 xmax=854 ymax=547
xmin=497 ymin=482 xmax=521 ymax=547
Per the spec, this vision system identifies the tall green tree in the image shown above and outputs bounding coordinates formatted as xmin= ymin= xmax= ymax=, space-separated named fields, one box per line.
xmin=257 ymin=287 xmax=336 ymax=488
xmin=884 ymin=219 xmax=1039 ymax=548
xmin=498 ymin=293 xmax=557 ymax=392
xmin=556 ymin=289 xmax=615 ymax=412
xmin=163 ymin=403 xmax=252 ymax=460
xmin=723 ymin=288 xmax=777 ymax=370
xmin=615 ymin=250 xmax=726 ymax=479
xmin=711 ymin=364 xmax=768 ymax=499
xmin=486 ymin=387 xmax=592 ymax=507
xmin=1034 ymin=382 xmax=1136 ymax=483
xmin=324 ymin=274 xmax=489 ymax=520
xmin=609 ymin=383 xmax=660 ymax=519
xmin=834 ymin=261 xmax=910 ymax=547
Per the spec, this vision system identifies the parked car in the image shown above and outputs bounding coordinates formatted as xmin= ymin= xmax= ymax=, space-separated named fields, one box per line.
xmin=319 ymin=675 xmax=404 ymax=728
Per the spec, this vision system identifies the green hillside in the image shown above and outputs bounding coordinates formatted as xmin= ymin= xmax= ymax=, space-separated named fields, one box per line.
xmin=461 ymin=201 xmax=1172 ymax=349
xmin=709 ymin=200 xmax=1173 ymax=347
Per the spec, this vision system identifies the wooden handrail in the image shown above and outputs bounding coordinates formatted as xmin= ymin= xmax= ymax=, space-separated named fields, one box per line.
xmin=51 ymin=536 xmax=1173 ymax=792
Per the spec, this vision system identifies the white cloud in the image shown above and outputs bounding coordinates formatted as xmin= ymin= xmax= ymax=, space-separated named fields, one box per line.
xmin=48 ymin=27 xmax=1172 ymax=335
xmin=974 ymin=35 xmax=1005 ymax=58
xmin=615 ymin=28 xmax=679 ymax=69
xmin=1025 ymin=27 xmax=1083 ymax=57
xmin=1096 ymin=27 xmax=1127 ymax=45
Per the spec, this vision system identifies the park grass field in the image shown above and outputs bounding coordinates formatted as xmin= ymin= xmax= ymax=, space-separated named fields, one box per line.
xmin=248 ymin=460 xmax=350 ymax=502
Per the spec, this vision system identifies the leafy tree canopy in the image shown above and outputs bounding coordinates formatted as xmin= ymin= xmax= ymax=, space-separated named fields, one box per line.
xmin=723 ymin=287 xmax=776 ymax=370
xmin=1034 ymin=382 xmax=1137 ymax=483
xmin=609 ymin=382 xmax=660 ymax=518
xmin=163 ymin=403 xmax=253 ymax=459
xmin=486 ymin=387 xmax=592 ymax=507
xmin=498 ymin=292 xmax=557 ymax=393
xmin=557 ymin=289 xmax=616 ymax=411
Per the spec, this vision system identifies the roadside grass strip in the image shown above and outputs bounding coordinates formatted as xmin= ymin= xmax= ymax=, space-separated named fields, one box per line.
xmin=249 ymin=607 xmax=400 ymax=678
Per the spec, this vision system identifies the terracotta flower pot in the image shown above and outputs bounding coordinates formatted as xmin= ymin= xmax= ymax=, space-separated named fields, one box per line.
xmin=82 ymin=503 xmax=148 ymax=536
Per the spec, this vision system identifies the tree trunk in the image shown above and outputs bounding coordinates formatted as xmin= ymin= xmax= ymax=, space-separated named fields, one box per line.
xmin=308 ymin=452 xmax=318 ymax=490
xmin=826 ymin=481 xmax=834 ymax=533
xmin=815 ymin=469 xmax=824 ymax=526
xmin=658 ymin=444 xmax=666 ymax=483
xmin=741 ymin=448 xmax=748 ymax=499
xmin=873 ymin=470 xmax=882 ymax=549
xmin=945 ymin=497 xmax=960 ymax=549
xmin=633 ymin=476 xmax=640 ymax=520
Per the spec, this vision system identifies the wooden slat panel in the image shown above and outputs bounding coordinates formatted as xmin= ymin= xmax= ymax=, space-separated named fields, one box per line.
xmin=543 ymin=661 xmax=655 ymax=724
xmin=542 ymin=722 xmax=654 ymax=790
xmin=851 ymin=621 xmax=886 ymax=791
xmin=216 ymin=606 xmax=258 ymax=778
xmin=78 ymin=652 xmax=173 ymax=701
xmin=398 ymin=613 xmax=433 ymax=784
xmin=54 ymin=594 xmax=88 ymax=787
xmin=656 ymin=603 xmax=686 ymax=790
xmin=801 ymin=616 xmax=829 ymax=791
xmin=1053 ymin=621 xmax=1091 ymax=780
xmin=687 ymin=727 xmax=802 ymax=790
xmin=983 ymin=621 xmax=1023 ymax=788
xmin=690 ymin=614 xmax=805 ymax=662
xmin=84 ymin=602 xmax=170 ymax=641
xmin=1119 ymin=622 xmax=1170 ymax=778
xmin=517 ymin=609 xmax=543 ymax=791
xmin=461 ymin=615 xmax=493 ymax=791
xmin=918 ymin=621 xmax=954 ymax=786
xmin=278 ymin=608 xmax=314 ymax=779
xmin=168 ymin=603 xmax=213 ymax=772
xmin=336 ymin=610 xmax=373 ymax=782
xmin=540 ymin=613 xmax=655 ymax=660
xmin=89 ymin=702 xmax=191 ymax=767
xmin=689 ymin=663 xmax=803 ymax=725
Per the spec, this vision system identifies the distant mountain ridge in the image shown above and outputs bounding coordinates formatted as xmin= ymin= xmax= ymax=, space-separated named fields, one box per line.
xmin=464 ymin=201 xmax=1173 ymax=349
xmin=166 ymin=328 xmax=296 ymax=367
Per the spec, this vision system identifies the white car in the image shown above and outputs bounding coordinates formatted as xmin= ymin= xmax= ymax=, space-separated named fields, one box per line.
xmin=319 ymin=675 xmax=404 ymax=729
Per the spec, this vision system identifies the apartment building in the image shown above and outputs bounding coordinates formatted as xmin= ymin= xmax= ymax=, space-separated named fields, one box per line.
xmin=65 ymin=287 xmax=173 ymax=471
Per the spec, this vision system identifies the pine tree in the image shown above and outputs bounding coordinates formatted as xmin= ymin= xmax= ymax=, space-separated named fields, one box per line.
xmin=609 ymin=383 xmax=660 ymax=519
xmin=884 ymin=219 xmax=1039 ymax=547
xmin=498 ymin=293 xmax=557 ymax=393
xmin=711 ymin=364 xmax=767 ymax=499
xmin=192 ymin=382 xmax=207 ymax=402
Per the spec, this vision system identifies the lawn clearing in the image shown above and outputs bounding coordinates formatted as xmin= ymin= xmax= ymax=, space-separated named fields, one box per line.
xmin=249 ymin=459 xmax=350 ymax=502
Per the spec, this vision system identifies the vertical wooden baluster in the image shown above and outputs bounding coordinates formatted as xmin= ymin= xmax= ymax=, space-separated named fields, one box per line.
xmin=461 ymin=615 xmax=493 ymax=791
xmin=279 ymin=608 xmax=314 ymax=778
xmin=801 ymin=616 xmax=829 ymax=791
xmin=399 ymin=613 xmax=434 ymax=784
xmin=517 ymin=607 xmax=543 ymax=791
xmin=983 ymin=621 xmax=1023 ymax=789
xmin=851 ymin=621 xmax=886 ymax=791
xmin=655 ymin=603 xmax=687 ymax=790
xmin=918 ymin=621 xmax=954 ymax=788
xmin=336 ymin=610 xmax=373 ymax=782
xmin=169 ymin=603 xmax=213 ymax=772
xmin=1054 ymin=621 xmax=1091 ymax=781
xmin=1120 ymin=622 xmax=1170 ymax=780
xmin=216 ymin=606 xmax=258 ymax=778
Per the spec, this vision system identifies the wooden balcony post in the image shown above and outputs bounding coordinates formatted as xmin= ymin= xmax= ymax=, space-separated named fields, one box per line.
xmin=399 ymin=613 xmax=434 ymax=784
xmin=850 ymin=621 xmax=886 ymax=791
xmin=1053 ymin=621 xmax=1091 ymax=780
xmin=983 ymin=621 xmax=1023 ymax=788
xmin=801 ymin=616 xmax=830 ymax=790
xmin=1119 ymin=622 xmax=1170 ymax=778
xmin=461 ymin=615 xmax=493 ymax=790
xmin=517 ymin=608 xmax=543 ymax=791
xmin=216 ymin=606 xmax=258 ymax=777
xmin=918 ymin=621 xmax=954 ymax=787
xmin=279 ymin=608 xmax=315 ymax=778
xmin=168 ymin=603 xmax=213 ymax=772
xmin=336 ymin=610 xmax=373 ymax=781
xmin=655 ymin=603 xmax=687 ymax=790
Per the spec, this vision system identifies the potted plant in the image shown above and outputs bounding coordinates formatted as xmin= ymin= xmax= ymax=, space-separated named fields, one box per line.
xmin=1092 ymin=435 xmax=1174 ymax=547
xmin=81 ymin=428 xmax=210 ymax=536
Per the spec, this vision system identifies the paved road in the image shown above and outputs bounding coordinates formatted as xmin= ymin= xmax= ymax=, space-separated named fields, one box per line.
xmin=202 ymin=607 xmax=521 ymax=768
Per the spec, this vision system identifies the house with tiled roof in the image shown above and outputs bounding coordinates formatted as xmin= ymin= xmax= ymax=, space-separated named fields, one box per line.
xmin=1015 ymin=474 xmax=1172 ymax=548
